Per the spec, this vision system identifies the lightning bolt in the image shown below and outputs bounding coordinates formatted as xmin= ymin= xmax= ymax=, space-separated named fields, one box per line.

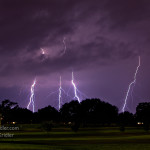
xmin=58 ymin=76 xmax=62 ymax=110
xmin=122 ymin=56 xmax=141 ymax=112
xmin=71 ymin=72 xmax=80 ymax=103
xmin=60 ymin=37 xmax=67 ymax=56
xmin=47 ymin=76 xmax=72 ymax=110
xmin=27 ymin=79 xmax=36 ymax=112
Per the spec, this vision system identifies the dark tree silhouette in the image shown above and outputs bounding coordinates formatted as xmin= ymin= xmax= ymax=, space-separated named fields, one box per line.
xmin=0 ymin=100 xmax=33 ymax=124
xmin=80 ymin=99 xmax=100 ymax=125
xmin=35 ymin=105 xmax=59 ymax=123
xmin=80 ymin=99 xmax=118 ymax=126
xmin=60 ymin=100 xmax=80 ymax=123
xmin=0 ymin=99 xmax=18 ymax=111
xmin=60 ymin=99 xmax=118 ymax=127
xmin=136 ymin=102 xmax=150 ymax=131
xmin=118 ymin=111 xmax=135 ymax=127
xmin=11 ymin=107 xmax=33 ymax=123
xmin=0 ymin=99 xmax=18 ymax=124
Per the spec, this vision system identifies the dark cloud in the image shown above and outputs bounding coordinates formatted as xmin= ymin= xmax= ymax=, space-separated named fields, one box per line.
xmin=106 ymin=0 xmax=150 ymax=27
xmin=0 ymin=0 xmax=150 ymax=112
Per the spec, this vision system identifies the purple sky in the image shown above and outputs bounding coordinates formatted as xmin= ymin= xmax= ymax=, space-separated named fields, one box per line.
xmin=0 ymin=0 xmax=150 ymax=113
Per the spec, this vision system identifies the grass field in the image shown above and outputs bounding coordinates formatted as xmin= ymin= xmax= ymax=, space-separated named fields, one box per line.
xmin=0 ymin=125 xmax=150 ymax=150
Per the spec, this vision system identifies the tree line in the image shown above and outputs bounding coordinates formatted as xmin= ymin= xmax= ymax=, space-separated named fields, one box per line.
xmin=0 ymin=99 xmax=150 ymax=129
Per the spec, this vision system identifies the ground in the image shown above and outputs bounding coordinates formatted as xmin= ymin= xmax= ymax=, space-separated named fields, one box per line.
xmin=0 ymin=125 xmax=150 ymax=150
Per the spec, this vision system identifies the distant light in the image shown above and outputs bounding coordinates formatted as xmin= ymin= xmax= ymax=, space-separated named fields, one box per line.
xmin=137 ymin=122 xmax=143 ymax=125
xmin=41 ymin=48 xmax=45 ymax=55
xmin=68 ymin=122 xmax=72 ymax=125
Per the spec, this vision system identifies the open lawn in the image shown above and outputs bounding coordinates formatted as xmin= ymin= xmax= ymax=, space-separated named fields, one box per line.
xmin=0 ymin=126 xmax=150 ymax=150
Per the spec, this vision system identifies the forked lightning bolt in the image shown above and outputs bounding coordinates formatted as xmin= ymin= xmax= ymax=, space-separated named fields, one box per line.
xmin=27 ymin=79 xmax=36 ymax=112
xmin=47 ymin=76 xmax=71 ymax=110
xmin=58 ymin=76 xmax=62 ymax=110
xmin=71 ymin=72 xmax=80 ymax=103
xmin=122 ymin=56 xmax=141 ymax=112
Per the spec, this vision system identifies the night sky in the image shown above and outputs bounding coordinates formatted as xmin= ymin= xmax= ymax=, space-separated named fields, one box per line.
xmin=0 ymin=0 xmax=150 ymax=113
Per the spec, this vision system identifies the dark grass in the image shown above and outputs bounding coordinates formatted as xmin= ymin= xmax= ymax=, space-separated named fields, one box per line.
xmin=0 ymin=125 xmax=150 ymax=150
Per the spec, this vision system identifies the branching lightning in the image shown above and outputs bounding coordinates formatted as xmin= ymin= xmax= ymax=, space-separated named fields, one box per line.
xmin=27 ymin=79 xmax=36 ymax=112
xmin=122 ymin=56 xmax=141 ymax=112
xmin=46 ymin=72 xmax=87 ymax=109
xmin=58 ymin=76 xmax=62 ymax=110
xmin=71 ymin=72 xmax=80 ymax=103
xmin=47 ymin=76 xmax=72 ymax=110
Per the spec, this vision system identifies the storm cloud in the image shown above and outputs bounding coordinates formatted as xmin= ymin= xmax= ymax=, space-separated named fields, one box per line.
xmin=0 ymin=0 xmax=150 ymax=112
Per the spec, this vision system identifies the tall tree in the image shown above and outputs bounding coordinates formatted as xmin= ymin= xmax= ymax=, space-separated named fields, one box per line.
xmin=60 ymin=100 xmax=80 ymax=123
